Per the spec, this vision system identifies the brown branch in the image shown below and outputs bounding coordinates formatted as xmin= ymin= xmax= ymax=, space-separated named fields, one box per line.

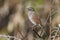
xmin=32 ymin=25 xmax=43 ymax=38
xmin=33 ymin=29 xmax=42 ymax=38
xmin=48 ymin=0 xmax=53 ymax=40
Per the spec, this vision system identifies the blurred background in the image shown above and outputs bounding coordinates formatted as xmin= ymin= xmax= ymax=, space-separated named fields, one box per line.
xmin=0 ymin=0 xmax=60 ymax=40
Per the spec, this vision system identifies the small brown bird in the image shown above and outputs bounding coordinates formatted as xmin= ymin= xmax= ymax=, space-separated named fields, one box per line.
xmin=27 ymin=7 xmax=44 ymax=38
xmin=27 ymin=7 xmax=43 ymax=27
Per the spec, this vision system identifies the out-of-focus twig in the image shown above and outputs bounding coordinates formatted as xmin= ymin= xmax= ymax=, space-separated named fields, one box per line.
xmin=48 ymin=0 xmax=53 ymax=40
xmin=52 ymin=25 xmax=60 ymax=40
xmin=0 ymin=34 xmax=21 ymax=40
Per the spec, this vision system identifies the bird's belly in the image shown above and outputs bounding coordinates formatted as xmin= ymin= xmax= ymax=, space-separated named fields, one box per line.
xmin=29 ymin=16 xmax=36 ymax=25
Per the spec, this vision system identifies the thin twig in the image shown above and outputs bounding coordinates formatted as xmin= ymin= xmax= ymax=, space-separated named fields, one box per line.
xmin=53 ymin=27 xmax=59 ymax=40
xmin=16 ymin=24 xmax=24 ymax=38
xmin=48 ymin=0 xmax=53 ymax=40
xmin=0 ymin=34 xmax=21 ymax=40
xmin=44 ymin=13 xmax=50 ymax=26
xmin=33 ymin=29 xmax=42 ymax=38
xmin=32 ymin=25 xmax=42 ymax=38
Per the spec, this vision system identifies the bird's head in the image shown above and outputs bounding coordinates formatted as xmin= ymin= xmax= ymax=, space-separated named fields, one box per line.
xmin=27 ymin=7 xmax=35 ymax=12
xmin=27 ymin=7 xmax=35 ymax=15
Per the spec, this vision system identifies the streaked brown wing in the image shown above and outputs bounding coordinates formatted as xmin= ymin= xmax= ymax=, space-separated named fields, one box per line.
xmin=32 ymin=13 xmax=42 ymax=25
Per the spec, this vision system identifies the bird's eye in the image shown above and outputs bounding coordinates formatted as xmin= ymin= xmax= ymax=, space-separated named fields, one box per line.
xmin=28 ymin=8 xmax=34 ymax=11
xmin=31 ymin=8 xmax=34 ymax=11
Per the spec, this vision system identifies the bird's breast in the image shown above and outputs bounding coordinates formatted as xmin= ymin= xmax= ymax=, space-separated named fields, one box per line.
xmin=28 ymin=13 xmax=36 ymax=25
